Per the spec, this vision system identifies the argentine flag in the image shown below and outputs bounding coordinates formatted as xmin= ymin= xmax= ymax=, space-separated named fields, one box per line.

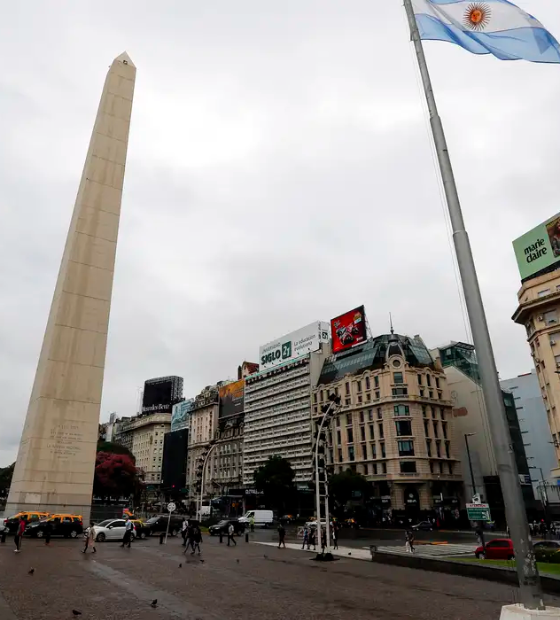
xmin=412 ymin=0 xmax=560 ymax=63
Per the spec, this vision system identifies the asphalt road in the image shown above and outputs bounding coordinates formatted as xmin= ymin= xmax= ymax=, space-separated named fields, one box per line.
xmin=1 ymin=534 xmax=558 ymax=620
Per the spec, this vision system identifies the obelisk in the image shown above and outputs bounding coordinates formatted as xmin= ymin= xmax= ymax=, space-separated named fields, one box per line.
xmin=6 ymin=52 xmax=136 ymax=522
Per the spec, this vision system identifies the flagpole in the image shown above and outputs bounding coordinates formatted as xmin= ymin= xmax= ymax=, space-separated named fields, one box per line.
xmin=402 ymin=0 xmax=543 ymax=610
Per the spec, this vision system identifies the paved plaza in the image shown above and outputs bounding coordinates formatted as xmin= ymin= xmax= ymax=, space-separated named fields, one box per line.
xmin=1 ymin=535 xmax=559 ymax=620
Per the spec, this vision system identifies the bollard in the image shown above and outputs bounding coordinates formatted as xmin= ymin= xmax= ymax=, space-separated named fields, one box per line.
xmin=159 ymin=532 xmax=165 ymax=544
xmin=219 ymin=531 xmax=223 ymax=544
xmin=245 ymin=532 xmax=249 ymax=543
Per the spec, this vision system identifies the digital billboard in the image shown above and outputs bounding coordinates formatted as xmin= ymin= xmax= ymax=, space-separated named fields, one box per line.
xmin=513 ymin=212 xmax=560 ymax=281
xmin=331 ymin=306 xmax=367 ymax=353
xmin=171 ymin=399 xmax=194 ymax=432
xmin=219 ymin=380 xmax=245 ymax=418
xmin=142 ymin=376 xmax=184 ymax=414
xmin=258 ymin=321 xmax=330 ymax=371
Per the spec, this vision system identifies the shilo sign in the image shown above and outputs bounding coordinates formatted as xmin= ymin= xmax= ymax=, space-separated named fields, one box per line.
xmin=513 ymin=212 xmax=560 ymax=281
xmin=259 ymin=321 xmax=330 ymax=370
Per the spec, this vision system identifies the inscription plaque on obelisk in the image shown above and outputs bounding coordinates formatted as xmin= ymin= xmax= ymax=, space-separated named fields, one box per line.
xmin=6 ymin=52 xmax=136 ymax=522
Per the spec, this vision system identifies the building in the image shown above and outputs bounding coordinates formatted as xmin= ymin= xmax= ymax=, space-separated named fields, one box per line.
xmin=243 ymin=322 xmax=331 ymax=487
xmin=314 ymin=332 xmax=462 ymax=521
xmin=142 ymin=376 xmax=184 ymax=414
xmin=6 ymin=53 xmax=136 ymax=522
xmin=512 ymin=271 xmax=560 ymax=479
xmin=162 ymin=428 xmax=189 ymax=492
xmin=113 ymin=411 xmax=171 ymax=483
xmin=500 ymin=370 xmax=557 ymax=498
xmin=98 ymin=413 xmax=118 ymax=443
xmin=431 ymin=342 xmax=536 ymax=517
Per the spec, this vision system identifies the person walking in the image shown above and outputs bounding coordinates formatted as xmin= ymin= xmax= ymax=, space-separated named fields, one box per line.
xmin=309 ymin=527 xmax=316 ymax=551
xmin=44 ymin=519 xmax=53 ymax=546
xmin=183 ymin=524 xmax=194 ymax=554
xmin=14 ymin=517 xmax=26 ymax=553
xmin=332 ymin=524 xmax=339 ymax=550
xmin=191 ymin=525 xmax=202 ymax=555
xmin=82 ymin=522 xmax=97 ymax=554
xmin=405 ymin=530 xmax=415 ymax=554
xmin=250 ymin=517 xmax=255 ymax=533
xmin=278 ymin=524 xmax=286 ymax=549
xmin=181 ymin=519 xmax=189 ymax=547
xmin=321 ymin=529 xmax=327 ymax=552
xmin=301 ymin=526 xmax=309 ymax=550
xmin=121 ymin=517 xmax=133 ymax=548
xmin=227 ymin=523 xmax=237 ymax=546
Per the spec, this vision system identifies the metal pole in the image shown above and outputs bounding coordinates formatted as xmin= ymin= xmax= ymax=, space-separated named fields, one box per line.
xmin=314 ymin=416 xmax=325 ymax=554
xmin=199 ymin=443 xmax=217 ymax=522
xmin=464 ymin=434 xmax=477 ymax=497
xmin=403 ymin=0 xmax=543 ymax=609
xmin=164 ymin=508 xmax=171 ymax=544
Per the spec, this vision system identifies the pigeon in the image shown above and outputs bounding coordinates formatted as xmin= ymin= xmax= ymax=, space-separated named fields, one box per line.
xmin=28 ymin=568 xmax=35 ymax=576
xmin=236 ymin=559 xmax=240 ymax=564
xmin=348 ymin=552 xmax=351 ymax=556
xmin=264 ymin=554 xmax=268 ymax=559
xmin=72 ymin=611 xmax=82 ymax=617
xmin=200 ymin=559 xmax=204 ymax=563
xmin=151 ymin=599 xmax=158 ymax=609
xmin=179 ymin=563 xmax=182 ymax=568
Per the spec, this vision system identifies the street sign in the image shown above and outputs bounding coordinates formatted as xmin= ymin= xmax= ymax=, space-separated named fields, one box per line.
xmin=167 ymin=502 xmax=176 ymax=512
xmin=466 ymin=503 xmax=491 ymax=521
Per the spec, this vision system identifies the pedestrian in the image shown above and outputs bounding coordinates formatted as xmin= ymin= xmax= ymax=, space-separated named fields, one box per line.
xmin=82 ymin=522 xmax=97 ymax=554
xmin=191 ymin=525 xmax=202 ymax=555
xmin=120 ymin=517 xmax=133 ymax=548
xmin=44 ymin=519 xmax=53 ymax=546
xmin=309 ymin=527 xmax=316 ymax=551
xmin=278 ymin=524 xmax=286 ymax=549
xmin=405 ymin=530 xmax=415 ymax=553
xmin=301 ymin=526 xmax=309 ymax=550
xmin=332 ymin=525 xmax=339 ymax=550
xmin=250 ymin=517 xmax=255 ymax=533
xmin=184 ymin=524 xmax=194 ymax=554
xmin=181 ymin=518 xmax=188 ymax=547
xmin=321 ymin=529 xmax=327 ymax=552
xmin=14 ymin=517 xmax=26 ymax=553
xmin=227 ymin=523 xmax=237 ymax=546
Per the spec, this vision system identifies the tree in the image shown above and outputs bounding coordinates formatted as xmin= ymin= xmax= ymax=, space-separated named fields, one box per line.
xmin=0 ymin=463 xmax=14 ymax=499
xmin=96 ymin=441 xmax=136 ymax=463
xmin=329 ymin=469 xmax=371 ymax=517
xmin=254 ymin=456 xmax=295 ymax=513
xmin=93 ymin=452 xmax=140 ymax=500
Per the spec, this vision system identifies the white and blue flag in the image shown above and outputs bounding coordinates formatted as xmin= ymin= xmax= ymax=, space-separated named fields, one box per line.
xmin=412 ymin=0 xmax=560 ymax=63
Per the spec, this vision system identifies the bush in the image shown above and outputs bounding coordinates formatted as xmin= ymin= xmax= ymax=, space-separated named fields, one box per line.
xmin=534 ymin=548 xmax=560 ymax=564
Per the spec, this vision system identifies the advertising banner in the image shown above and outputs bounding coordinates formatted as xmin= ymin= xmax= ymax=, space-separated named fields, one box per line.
xmin=513 ymin=212 xmax=560 ymax=281
xmin=331 ymin=306 xmax=367 ymax=353
xmin=171 ymin=399 xmax=194 ymax=432
xmin=258 ymin=321 xmax=330 ymax=370
xmin=219 ymin=379 xmax=245 ymax=418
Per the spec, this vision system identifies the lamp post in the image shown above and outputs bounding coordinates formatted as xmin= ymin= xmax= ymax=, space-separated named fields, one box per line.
xmin=464 ymin=433 xmax=477 ymax=500
xmin=198 ymin=441 xmax=217 ymax=521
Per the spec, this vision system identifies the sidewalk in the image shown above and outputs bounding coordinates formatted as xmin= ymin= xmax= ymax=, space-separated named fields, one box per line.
xmin=255 ymin=541 xmax=372 ymax=561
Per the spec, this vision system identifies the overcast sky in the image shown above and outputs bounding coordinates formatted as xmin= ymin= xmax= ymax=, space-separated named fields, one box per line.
xmin=1 ymin=1 xmax=559 ymax=467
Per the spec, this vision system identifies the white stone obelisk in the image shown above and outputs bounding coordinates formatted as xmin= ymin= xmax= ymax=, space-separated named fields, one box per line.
xmin=6 ymin=52 xmax=136 ymax=522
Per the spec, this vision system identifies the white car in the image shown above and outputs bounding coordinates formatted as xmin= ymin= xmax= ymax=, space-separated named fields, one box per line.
xmin=87 ymin=519 xmax=135 ymax=543
xmin=305 ymin=520 xmax=328 ymax=529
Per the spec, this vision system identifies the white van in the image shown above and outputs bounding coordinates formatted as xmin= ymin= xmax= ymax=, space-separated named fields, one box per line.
xmin=238 ymin=510 xmax=274 ymax=528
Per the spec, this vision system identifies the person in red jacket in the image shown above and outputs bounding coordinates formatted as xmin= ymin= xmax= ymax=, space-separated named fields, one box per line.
xmin=14 ymin=517 xmax=26 ymax=553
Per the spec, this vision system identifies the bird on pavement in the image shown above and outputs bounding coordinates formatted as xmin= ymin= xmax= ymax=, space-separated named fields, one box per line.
xmin=236 ymin=559 xmax=239 ymax=564
xmin=151 ymin=599 xmax=158 ymax=609
xmin=264 ymin=554 xmax=268 ymax=559
xmin=72 ymin=611 xmax=82 ymax=617
xmin=28 ymin=568 xmax=35 ymax=576
xmin=200 ymin=559 xmax=204 ymax=563
xmin=348 ymin=552 xmax=351 ymax=556
xmin=179 ymin=563 xmax=182 ymax=568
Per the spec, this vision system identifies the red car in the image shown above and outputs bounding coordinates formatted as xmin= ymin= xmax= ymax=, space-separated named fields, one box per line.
xmin=475 ymin=538 xmax=514 ymax=560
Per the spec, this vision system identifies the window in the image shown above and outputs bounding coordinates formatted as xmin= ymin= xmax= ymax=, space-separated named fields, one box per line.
xmin=396 ymin=420 xmax=412 ymax=436
xmin=336 ymin=430 xmax=341 ymax=445
xmin=440 ymin=408 xmax=445 ymax=421
xmin=374 ymin=376 xmax=379 ymax=388
xmin=377 ymin=408 xmax=383 ymax=419
xmin=347 ymin=428 xmax=354 ymax=443
xmin=372 ymin=463 xmax=378 ymax=475
xmin=375 ymin=391 xmax=380 ymax=399
xmin=417 ymin=374 xmax=423 ymax=385
xmin=365 ymin=376 xmax=370 ymax=390
xmin=435 ymin=377 xmax=440 ymax=389
xmin=393 ymin=372 xmax=404 ymax=384
xmin=338 ymin=449 xmax=343 ymax=462
xmin=420 ymin=389 xmax=425 ymax=397
xmin=366 ymin=392 xmax=371 ymax=402
xmin=369 ymin=424 xmax=375 ymax=440
xmin=394 ymin=404 xmax=410 ymax=416
xmin=313 ymin=393 xmax=317 ymax=403
xmin=545 ymin=310 xmax=559 ymax=326
xmin=433 ymin=421 xmax=439 ymax=438
xmin=381 ymin=442 xmax=386 ymax=458
xmin=359 ymin=411 xmax=364 ymax=424
xmin=368 ymin=409 xmax=373 ymax=421
xmin=445 ymin=442 xmax=450 ymax=458
xmin=423 ymin=420 xmax=429 ymax=436
xmin=348 ymin=446 xmax=355 ymax=461
xmin=398 ymin=440 xmax=415 ymax=456
xmin=429 ymin=461 xmax=434 ymax=474
xmin=392 ymin=387 xmax=408 ymax=397
xmin=362 ymin=444 xmax=367 ymax=459
xmin=448 ymin=462 xmax=453 ymax=475
xmin=442 ymin=423 xmax=448 ymax=439
xmin=400 ymin=461 xmax=417 ymax=474
xmin=360 ymin=426 xmax=366 ymax=442
xmin=426 ymin=374 xmax=432 ymax=387
xmin=336 ymin=416 xmax=340 ymax=428
xmin=345 ymin=382 xmax=350 ymax=395
xmin=429 ymin=390 xmax=434 ymax=399
xmin=371 ymin=443 xmax=377 ymax=458
xmin=538 ymin=289 xmax=551 ymax=298
xmin=422 ymin=405 xmax=427 ymax=418
xmin=378 ymin=423 xmax=384 ymax=439
xmin=436 ymin=441 xmax=441 ymax=458
xmin=426 ymin=439 xmax=432 ymax=456
xmin=357 ymin=381 xmax=362 ymax=393
xmin=439 ymin=461 xmax=444 ymax=474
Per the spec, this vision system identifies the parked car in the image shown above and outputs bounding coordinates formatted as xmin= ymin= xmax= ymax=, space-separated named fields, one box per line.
xmin=87 ymin=518 xmax=136 ymax=543
xmin=144 ymin=514 xmax=184 ymax=537
xmin=209 ymin=519 xmax=245 ymax=536
xmin=412 ymin=521 xmax=434 ymax=532
xmin=238 ymin=510 xmax=274 ymax=528
xmin=475 ymin=538 xmax=514 ymax=560
xmin=280 ymin=514 xmax=295 ymax=524
xmin=129 ymin=519 xmax=151 ymax=540
xmin=3 ymin=511 xmax=50 ymax=534
xmin=25 ymin=514 xmax=83 ymax=539
xmin=533 ymin=541 xmax=560 ymax=550
xmin=305 ymin=520 xmax=327 ymax=530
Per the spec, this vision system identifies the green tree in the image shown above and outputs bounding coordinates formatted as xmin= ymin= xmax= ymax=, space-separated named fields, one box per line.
xmin=0 ymin=463 xmax=15 ymax=498
xmin=329 ymin=469 xmax=371 ymax=517
xmin=254 ymin=456 xmax=295 ymax=513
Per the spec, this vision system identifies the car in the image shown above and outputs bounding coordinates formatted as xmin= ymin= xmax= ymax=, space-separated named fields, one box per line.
xmin=412 ymin=521 xmax=434 ymax=532
xmin=25 ymin=514 xmax=83 ymax=539
xmin=475 ymin=538 xmax=514 ymax=560
xmin=3 ymin=511 xmax=50 ymax=534
xmin=209 ymin=519 xmax=245 ymax=536
xmin=305 ymin=520 xmax=327 ymax=529
xmin=280 ymin=514 xmax=295 ymax=524
xmin=88 ymin=519 xmax=137 ymax=543
xmin=144 ymin=514 xmax=184 ymax=537
xmin=238 ymin=510 xmax=274 ymax=528
xmin=533 ymin=541 xmax=560 ymax=550
xmin=129 ymin=519 xmax=151 ymax=540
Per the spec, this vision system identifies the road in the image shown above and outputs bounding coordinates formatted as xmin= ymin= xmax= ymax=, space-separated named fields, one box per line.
xmin=1 ymin=534 xmax=558 ymax=619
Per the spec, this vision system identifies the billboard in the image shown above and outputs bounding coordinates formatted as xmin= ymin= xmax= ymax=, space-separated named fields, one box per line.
xmin=171 ymin=399 xmax=194 ymax=432
xmin=162 ymin=429 xmax=189 ymax=489
xmin=219 ymin=380 xmax=245 ymax=418
xmin=331 ymin=306 xmax=367 ymax=353
xmin=142 ymin=376 xmax=183 ymax=413
xmin=258 ymin=321 xmax=330 ymax=370
xmin=513 ymin=213 xmax=560 ymax=281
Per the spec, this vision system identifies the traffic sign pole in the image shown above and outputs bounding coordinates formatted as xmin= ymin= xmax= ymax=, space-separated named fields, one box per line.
xmin=164 ymin=502 xmax=176 ymax=544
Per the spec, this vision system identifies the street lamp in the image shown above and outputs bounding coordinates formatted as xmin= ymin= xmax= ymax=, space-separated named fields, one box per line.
xmin=197 ymin=440 xmax=217 ymax=521
xmin=529 ymin=465 xmax=550 ymax=525
xmin=464 ymin=433 xmax=477 ymax=500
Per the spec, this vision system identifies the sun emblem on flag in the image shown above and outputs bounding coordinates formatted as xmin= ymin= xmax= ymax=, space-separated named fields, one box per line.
xmin=463 ymin=3 xmax=492 ymax=31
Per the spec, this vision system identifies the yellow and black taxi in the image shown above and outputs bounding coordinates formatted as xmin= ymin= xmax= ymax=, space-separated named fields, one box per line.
xmin=25 ymin=513 xmax=83 ymax=539
xmin=3 ymin=511 xmax=50 ymax=534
